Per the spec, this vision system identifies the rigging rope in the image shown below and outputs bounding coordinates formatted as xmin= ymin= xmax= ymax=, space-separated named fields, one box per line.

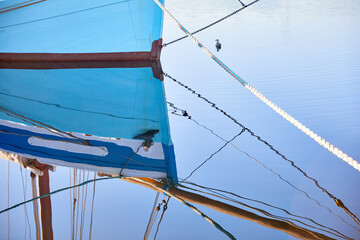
xmin=7 ymin=161 xmax=10 ymax=240
xmin=20 ymin=167 xmax=32 ymax=240
xmin=80 ymin=171 xmax=90 ymax=240
xmin=72 ymin=169 xmax=77 ymax=240
xmin=153 ymin=197 xmax=170 ymax=240
xmin=144 ymin=192 xmax=160 ymax=240
xmin=163 ymin=0 xmax=259 ymax=47
xmin=154 ymin=0 xmax=359 ymax=172
xmin=237 ymin=0 xmax=246 ymax=7
xmin=75 ymin=170 xmax=81 ymax=240
xmin=0 ymin=176 xmax=121 ymax=215
xmin=89 ymin=172 xmax=96 ymax=240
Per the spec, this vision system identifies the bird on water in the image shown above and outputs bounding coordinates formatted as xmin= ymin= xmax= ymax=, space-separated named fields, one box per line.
xmin=215 ymin=39 xmax=221 ymax=51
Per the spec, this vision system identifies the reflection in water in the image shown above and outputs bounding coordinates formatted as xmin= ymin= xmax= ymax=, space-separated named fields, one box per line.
xmin=181 ymin=128 xmax=246 ymax=183
xmin=167 ymin=99 xmax=360 ymax=233
xmin=1 ymin=0 xmax=360 ymax=239
xmin=162 ymin=0 xmax=261 ymax=47
xmin=164 ymin=72 xmax=360 ymax=228
xmin=168 ymin=99 xmax=358 ymax=238
xmin=180 ymin=181 xmax=352 ymax=240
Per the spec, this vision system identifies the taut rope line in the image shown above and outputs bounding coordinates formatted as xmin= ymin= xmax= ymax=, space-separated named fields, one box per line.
xmin=153 ymin=0 xmax=360 ymax=172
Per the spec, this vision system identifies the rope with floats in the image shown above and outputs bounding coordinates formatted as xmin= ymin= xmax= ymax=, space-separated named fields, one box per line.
xmin=154 ymin=0 xmax=360 ymax=172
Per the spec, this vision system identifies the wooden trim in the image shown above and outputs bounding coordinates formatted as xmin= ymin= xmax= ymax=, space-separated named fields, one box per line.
xmin=0 ymin=39 xmax=164 ymax=80
xmin=0 ymin=52 xmax=151 ymax=62
xmin=0 ymin=39 xmax=162 ymax=63
xmin=0 ymin=60 xmax=151 ymax=69
xmin=150 ymin=38 xmax=163 ymax=61
xmin=0 ymin=0 xmax=46 ymax=14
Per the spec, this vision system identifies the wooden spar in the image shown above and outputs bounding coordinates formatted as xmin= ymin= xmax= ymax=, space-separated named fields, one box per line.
xmin=123 ymin=177 xmax=336 ymax=240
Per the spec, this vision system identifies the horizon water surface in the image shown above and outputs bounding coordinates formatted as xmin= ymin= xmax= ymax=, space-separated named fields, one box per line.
xmin=0 ymin=0 xmax=359 ymax=239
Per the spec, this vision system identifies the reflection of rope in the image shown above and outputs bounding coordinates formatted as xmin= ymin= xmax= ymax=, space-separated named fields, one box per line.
xmin=167 ymin=101 xmax=360 ymax=232
xmin=20 ymin=167 xmax=32 ymax=240
xmin=144 ymin=192 xmax=160 ymax=240
xmin=0 ymin=176 xmax=121 ymax=214
xmin=89 ymin=172 xmax=96 ymax=240
xmin=179 ymin=182 xmax=354 ymax=240
xmin=153 ymin=196 xmax=169 ymax=240
xmin=246 ymin=85 xmax=360 ymax=172
xmin=134 ymin=178 xmax=237 ymax=240
xmin=181 ymin=129 xmax=245 ymax=183
xmin=7 ymin=162 xmax=10 ymax=240
xmin=164 ymin=73 xmax=360 ymax=226
xmin=80 ymin=171 xmax=90 ymax=240
xmin=163 ymin=0 xmax=259 ymax=47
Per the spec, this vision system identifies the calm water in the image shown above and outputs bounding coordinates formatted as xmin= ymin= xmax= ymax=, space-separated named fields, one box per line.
xmin=1 ymin=0 xmax=360 ymax=239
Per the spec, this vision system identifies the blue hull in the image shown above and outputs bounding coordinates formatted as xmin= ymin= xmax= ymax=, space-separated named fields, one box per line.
xmin=0 ymin=0 xmax=164 ymax=53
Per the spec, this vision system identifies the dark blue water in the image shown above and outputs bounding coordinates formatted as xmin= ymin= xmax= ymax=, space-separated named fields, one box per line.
xmin=1 ymin=0 xmax=359 ymax=239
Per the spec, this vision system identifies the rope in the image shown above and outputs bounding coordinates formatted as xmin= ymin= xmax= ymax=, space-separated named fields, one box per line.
xmin=89 ymin=172 xmax=96 ymax=240
xmin=183 ymin=200 xmax=237 ymax=240
xmin=20 ymin=167 xmax=32 ymax=240
xmin=154 ymin=0 xmax=359 ymax=172
xmin=133 ymin=178 xmax=237 ymax=240
xmin=237 ymin=0 xmax=246 ymax=7
xmin=7 ymin=161 xmax=10 ymax=240
xmin=79 ymin=171 xmax=90 ymax=240
xmin=0 ymin=176 xmax=121 ymax=215
xmin=163 ymin=0 xmax=259 ymax=47
xmin=153 ymin=196 xmax=170 ymax=240
xmin=144 ymin=192 xmax=160 ymax=240
xmin=72 ymin=169 xmax=77 ymax=240
xmin=75 ymin=170 xmax=81 ymax=240
xmin=119 ymin=144 xmax=143 ymax=176
xmin=69 ymin=169 xmax=73 ymax=240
